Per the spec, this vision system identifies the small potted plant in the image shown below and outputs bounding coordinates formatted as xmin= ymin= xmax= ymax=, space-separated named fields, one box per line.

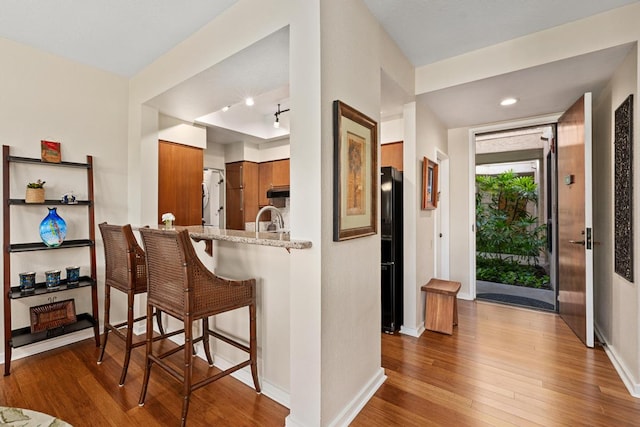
xmin=26 ymin=179 xmax=46 ymax=203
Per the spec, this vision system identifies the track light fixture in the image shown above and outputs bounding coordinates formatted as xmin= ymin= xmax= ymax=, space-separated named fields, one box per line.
xmin=273 ymin=103 xmax=290 ymax=128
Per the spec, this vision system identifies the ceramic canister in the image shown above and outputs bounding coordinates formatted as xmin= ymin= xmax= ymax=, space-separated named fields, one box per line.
xmin=66 ymin=266 xmax=80 ymax=284
xmin=19 ymin=272 xmax=36 ymax=292
xmin=45 ymin=270 xmax=61 ymax=289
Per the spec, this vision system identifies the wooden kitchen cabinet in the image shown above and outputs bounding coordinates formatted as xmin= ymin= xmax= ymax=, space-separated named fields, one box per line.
xmin=258 ymin=162 xmax=272 ymax=207
xmin=225 ymin=161 xmax=259 ymax=230
xmin=381 ymin=141 xmax=403 ymax=171
xmin=272 ymin=159 xmax=290 ymax=187
xmin=158 ymin=140 xmax=203 ymax=226
xmin=258 ymin=159 xmax=290 ymax=208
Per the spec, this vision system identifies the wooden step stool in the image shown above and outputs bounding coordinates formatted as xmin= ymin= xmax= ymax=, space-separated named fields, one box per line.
xmin=421 ymin=278 xmax=461 ymax=335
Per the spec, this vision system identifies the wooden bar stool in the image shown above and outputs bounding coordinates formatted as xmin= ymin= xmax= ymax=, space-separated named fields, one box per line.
xmin=97 ymin=223 xmax=168 ymax=386
xmin=421 ymin=278 xmax=461 ymax=335
xmin=137 ymin=228 xmax=260 ymax=427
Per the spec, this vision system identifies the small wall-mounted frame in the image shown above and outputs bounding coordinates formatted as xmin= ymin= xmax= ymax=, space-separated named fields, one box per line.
xmin=422 ymin=156 xmax=438 ymax=210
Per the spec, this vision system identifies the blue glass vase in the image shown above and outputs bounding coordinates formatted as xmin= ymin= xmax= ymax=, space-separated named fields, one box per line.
xmin=39 ymin=207 xmax=67 ymax=247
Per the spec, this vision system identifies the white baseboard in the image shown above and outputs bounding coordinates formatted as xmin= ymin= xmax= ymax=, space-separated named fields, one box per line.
xmin=0 ymin=329 xmax=95 ymax=368
xmin=209 ymin=349 xmax=290 ymax=408
xmin=167 ymin=332 xmax=291 ymax=408
xmin=284 ymin=367 xmax=387 ymax=427
xmin=400 ymin=323 xmax=425 ymax=337
xmin=327 ymin=367 xmax=386 ymax=427
xmin=594 ymin=325 xmax=640 ymax=398
xmin=458 ymin=292 xmax=474 ymax=301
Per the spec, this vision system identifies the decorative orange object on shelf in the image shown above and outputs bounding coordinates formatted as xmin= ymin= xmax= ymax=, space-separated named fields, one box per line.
xmin=41 ymin=140 xmax=61 ymax=163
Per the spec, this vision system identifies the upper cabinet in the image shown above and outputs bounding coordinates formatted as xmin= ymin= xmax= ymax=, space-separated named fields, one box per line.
xmin=381 ymin=142 xmax=403 ymax=172
xmin=225 ymin=161 xmax=259 ymax=230
xmin=226 ymin=161 xmax=244 ymax=190
xmin=258 ymin=159 xmax=290 ymax=207
xmin=272 ymin=159 xmax=290 ymax=188
xmin=258 ymin=162 xmax=272 ymax=208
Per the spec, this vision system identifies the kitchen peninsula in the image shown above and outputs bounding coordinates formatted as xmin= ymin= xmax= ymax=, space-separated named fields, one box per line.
xmin=186 ymin=225 xmax=311 ymax=252
xmin=164 ymin=225 xmax=311 ymax=407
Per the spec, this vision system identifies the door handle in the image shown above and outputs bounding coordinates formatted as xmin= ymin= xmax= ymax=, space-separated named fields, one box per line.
xmin=569 ymin=240 xmax=585 ymax=245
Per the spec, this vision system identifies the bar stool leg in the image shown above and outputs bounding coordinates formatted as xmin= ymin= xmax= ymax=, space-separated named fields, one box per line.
xmin=250 ymin=303 xmax=261 ymax=393
xmin=119 ymin=290 xmax=136 ymax=386
xmin=202 ymin=317 xmax=213 ymax=366
xmin=97 ymin=284 xmax=111 ymax=364
xmin=155 ymin=309 xmax=165 ymax=335
xmin=181 ymin=316 xmax=194 ymax=427
xmin=138 ymin=304 xmax=154 ymax=407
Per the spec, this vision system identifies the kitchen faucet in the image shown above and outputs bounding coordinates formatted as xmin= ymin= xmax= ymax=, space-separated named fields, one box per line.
xmin=255 ymin=206 xmax=284 ymax=232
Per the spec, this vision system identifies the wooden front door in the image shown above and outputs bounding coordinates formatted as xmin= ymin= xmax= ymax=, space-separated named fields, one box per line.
xmin=557 ymin=93 xmax=594 ymax=347
xmin=158 ymin=140 xmax=203 ymax=226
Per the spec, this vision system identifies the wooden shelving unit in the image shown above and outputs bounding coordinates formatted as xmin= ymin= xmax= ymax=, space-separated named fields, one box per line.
xmin=3 ymin=145 xmax=100 ymax=376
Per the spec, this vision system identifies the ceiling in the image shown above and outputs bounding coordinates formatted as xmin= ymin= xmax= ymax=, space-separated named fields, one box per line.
xmin=418 ymin=43 xmax=635 ymax=128
xmin=1 ymin=0 xmax=638 ymax=137
xmin=145 ymin=26 xmax=291 ymax=144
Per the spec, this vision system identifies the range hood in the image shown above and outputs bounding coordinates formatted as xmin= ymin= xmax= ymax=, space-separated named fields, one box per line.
xmin=267 ymin=186 xmax=290 ymax=198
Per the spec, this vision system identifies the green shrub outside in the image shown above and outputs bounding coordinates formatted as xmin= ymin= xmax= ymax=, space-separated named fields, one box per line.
xmin=476 ymin=170 xmax=549 ymax=289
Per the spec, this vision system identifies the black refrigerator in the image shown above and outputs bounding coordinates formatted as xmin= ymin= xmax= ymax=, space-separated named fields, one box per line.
xmin=381 ymin=166 xmax=403 ymax=334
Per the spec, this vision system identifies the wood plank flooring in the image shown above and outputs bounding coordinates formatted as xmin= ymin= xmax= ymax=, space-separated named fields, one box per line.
xmin=353 ymin=300 xmax=640 ymax=426
xmin=1 ymin=300 xmax=639 ymax=426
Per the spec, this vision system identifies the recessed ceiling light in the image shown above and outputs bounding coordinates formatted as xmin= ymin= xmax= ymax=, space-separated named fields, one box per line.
xmin=222 ymin=105 xmax=230 ymax=112
xmin=245 ymin=97 xmax=254 ymax=106
xmin=500 ymin=97 xmax=518 ymax=106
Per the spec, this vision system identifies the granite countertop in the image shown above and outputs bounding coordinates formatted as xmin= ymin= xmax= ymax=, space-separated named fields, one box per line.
xmin=181 ymin=225 xmax=312 ymax=250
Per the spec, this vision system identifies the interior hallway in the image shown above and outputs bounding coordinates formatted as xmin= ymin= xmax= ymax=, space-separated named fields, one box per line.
xmin=353 ymin=300 xmax=640 ymax=426
xmin=1 ymin=300 xmax=638 ymax=426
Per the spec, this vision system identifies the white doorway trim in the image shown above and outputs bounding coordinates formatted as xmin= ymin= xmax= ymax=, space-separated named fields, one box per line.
xmin=435 ymin=148 xmax=450 ymax=279
xmin=468 ymin=114 xmax=561 ymax=299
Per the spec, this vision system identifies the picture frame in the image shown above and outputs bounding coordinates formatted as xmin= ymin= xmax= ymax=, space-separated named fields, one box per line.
xmin=422 ymin=156 xmax=438 ymax=210
xmin=614 ymin=94 xmax=633 ymax=282
xmin=333 ymin=100 xmax=378 ymax=241
xmin=41 ymin=140 xmax=61 ymax=163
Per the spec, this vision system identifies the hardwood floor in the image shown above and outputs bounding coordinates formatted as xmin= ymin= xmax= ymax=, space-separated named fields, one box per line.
xmin=0 ymin=332 xmax=288 ymax=426
xmin=353 ymin=300 xmax=640 ymax=426
xmin=1 ymin=300 xmax=639 ymax=426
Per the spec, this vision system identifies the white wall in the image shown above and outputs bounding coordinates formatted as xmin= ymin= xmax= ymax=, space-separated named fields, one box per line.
xmin=0 ymin=37 xmax=129 ymax=359
xmin=411 ymin=101 xmax=448 ymax=329
xmin=204 ymin=142 xmax=225 ymax=170
xmin=158 ymin=114 xmax=206 ymax=148
xmin=259 ymin=138 xmax=290 ymax=162
xmin=447 ymin=127 xmax=474 ymax=298
xmin=381 ymin=118 xmax=403 ymax=143
xmin=319 ymin=0 xmax=383 ymax=423
xmin=593 ymin=45 xmax=640 ymax=396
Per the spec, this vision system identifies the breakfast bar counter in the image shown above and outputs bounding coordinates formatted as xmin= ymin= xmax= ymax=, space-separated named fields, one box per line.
xmin=151 ymin=225 xmax=311 ymax=407
xmin=183 ymin=225 xmax=312 ymax=251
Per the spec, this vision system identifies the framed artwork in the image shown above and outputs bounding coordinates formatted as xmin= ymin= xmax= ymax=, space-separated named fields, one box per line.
xmin=614 ymin=94 xmax=633 ymax=282
xmin=333 ymin=100 xmax=378 ymax=241
xmin=41 ymin=140 xmax=61 ymax=163
xmin=422 ymin=156 xmax=438 ymax=210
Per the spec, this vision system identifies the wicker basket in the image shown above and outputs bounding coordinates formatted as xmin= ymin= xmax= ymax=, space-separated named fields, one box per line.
xmin=25 ymin=187 xmax=45 ymax=203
